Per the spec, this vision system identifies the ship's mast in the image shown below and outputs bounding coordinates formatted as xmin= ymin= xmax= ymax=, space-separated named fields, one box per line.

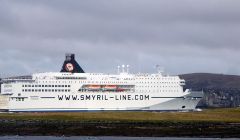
xmin=156 ymin=65 xmax=164 ymax=75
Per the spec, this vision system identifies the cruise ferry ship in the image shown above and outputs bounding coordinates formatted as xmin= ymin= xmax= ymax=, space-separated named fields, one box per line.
xmin=0 ymin=54 xmax=203 ymax=112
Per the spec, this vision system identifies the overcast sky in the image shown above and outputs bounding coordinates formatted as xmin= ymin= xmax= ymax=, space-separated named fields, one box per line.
xmin=0 ymin=0 xmax=240 ymax=77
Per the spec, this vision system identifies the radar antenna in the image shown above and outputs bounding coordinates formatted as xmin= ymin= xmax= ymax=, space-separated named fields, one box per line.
xmin=155 ymin=65 xmax=164 ymax=74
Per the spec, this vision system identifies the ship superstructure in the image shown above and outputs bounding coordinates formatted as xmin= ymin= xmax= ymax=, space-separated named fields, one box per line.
xmin=0 ymin=54 xmax=203 ymax=112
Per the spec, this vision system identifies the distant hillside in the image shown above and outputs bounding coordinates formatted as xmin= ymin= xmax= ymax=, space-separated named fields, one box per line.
xmin=179 ymin=73 xmax=240 ymax=108
xmin=179 ymin=73 xmax=240 ymax=91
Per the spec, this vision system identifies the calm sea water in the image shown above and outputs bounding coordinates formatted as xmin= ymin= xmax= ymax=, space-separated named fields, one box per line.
xmin=0 ymin=136 xmax=239 ymax=140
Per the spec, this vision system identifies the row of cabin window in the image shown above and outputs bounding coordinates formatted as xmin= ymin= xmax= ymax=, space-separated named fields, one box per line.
xmin=22 ymin=89 xmax=71 ymax=92
xmin=56 ymin=77 xmax=87 ymax=80
xmin=39 ymin=81 xmax=129 ymax=84
xmin=22 ymin=85 xmax=70 ymax=88
xmin=93 ymin=81 xmax=128 ymax=84
xmin=136 ymin=78 xmax=177 ymax=80
xmin=14 ymin=98 xmax=25 ymax=101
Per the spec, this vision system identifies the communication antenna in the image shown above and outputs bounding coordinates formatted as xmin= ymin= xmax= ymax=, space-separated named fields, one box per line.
xmin=126 ymin=65 xmax=130 ymax=73
xmin=117 ymin=65 xmax=120 ymax=74
xmin=122 ymin=65 xmax=125 ymax=73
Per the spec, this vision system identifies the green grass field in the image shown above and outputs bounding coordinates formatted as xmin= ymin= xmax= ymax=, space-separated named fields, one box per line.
xmin=0 ymin=108 xmax=240 ymax=122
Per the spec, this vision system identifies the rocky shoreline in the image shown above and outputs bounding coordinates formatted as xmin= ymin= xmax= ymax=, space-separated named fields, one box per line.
xmin=0 ymin=119 xmax=240 ymax=137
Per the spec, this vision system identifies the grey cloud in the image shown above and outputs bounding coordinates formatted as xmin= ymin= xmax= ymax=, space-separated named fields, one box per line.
xmin=0 ymin=0 xmax=240 ymax=77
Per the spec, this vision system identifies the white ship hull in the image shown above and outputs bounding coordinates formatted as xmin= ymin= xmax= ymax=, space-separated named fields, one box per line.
xmin=8 ymin=91 xmax=203 ymax=112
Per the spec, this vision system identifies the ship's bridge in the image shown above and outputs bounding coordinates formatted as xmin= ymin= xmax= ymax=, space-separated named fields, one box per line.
xmin=180 ymin=79 xmax=186 ymax=85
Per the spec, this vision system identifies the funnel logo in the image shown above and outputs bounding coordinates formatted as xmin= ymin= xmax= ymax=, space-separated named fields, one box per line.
xmin=65 ymin=63 xmax=74 ymax=72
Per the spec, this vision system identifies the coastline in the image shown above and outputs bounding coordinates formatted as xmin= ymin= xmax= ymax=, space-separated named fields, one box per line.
xmin=0 ymin=120 xmax=240 ymax=137
xmin=0 ymin=108 xmax=240 ymax=137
